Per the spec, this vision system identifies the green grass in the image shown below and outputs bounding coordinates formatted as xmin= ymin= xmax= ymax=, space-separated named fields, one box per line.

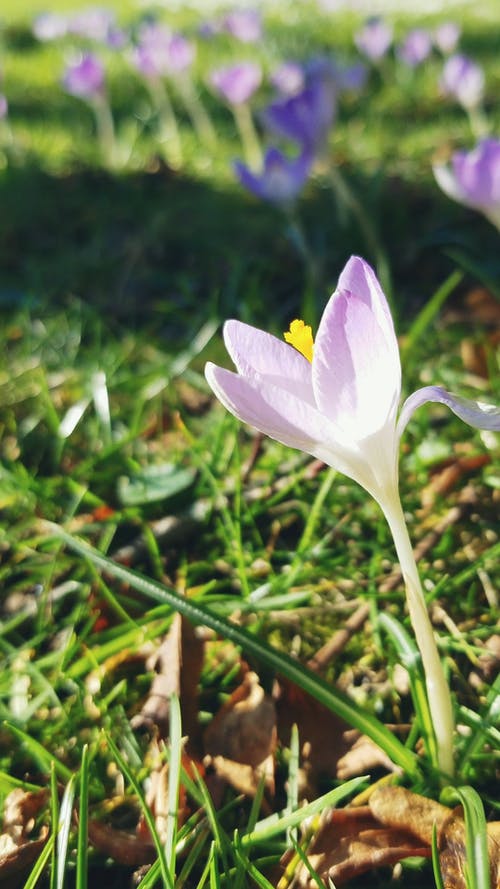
xmin=0 ymin=1 xmax=499 ymax=887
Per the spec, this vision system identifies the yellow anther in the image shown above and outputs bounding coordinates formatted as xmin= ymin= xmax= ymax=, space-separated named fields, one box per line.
xmin=284 ymin=318 xmax=314 ymax=362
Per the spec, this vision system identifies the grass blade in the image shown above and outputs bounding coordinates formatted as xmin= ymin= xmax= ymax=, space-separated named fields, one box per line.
xmin=52 ymin=526 xmax=419 ymax=777
xmin=76 ymin=744 xmax=90 ymax=889
xmin=442 ymin=786 xmax=491 ymax=889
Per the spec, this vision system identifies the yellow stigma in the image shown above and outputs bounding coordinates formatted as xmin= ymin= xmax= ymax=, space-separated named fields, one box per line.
xmin=284 ymin=318 xmax=314 ymax=362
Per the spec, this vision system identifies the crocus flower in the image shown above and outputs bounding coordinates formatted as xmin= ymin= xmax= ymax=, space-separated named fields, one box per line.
xmin=397 ymin=29 xmax=432 ymax=67
xmin=271 ymin=62 xmax=305 ymax=97
xmin=234 ymin=147 xmax=312 ymax=205
xmin=63 ymin=53 xmax=105 ymax=100
xmin=440 ymin=54 xmax=484 ymax=111
xmin=206 ymin=256 xmax=500 ymax=775
xmin=434 ymin=138 xmax=500 ymax=230
xmin=209 ymin=62 xmax=262 ymax=105
xmin=222 ymin=9 xmax=262 ymax=43
xmin=0 ymin=95 xmax=8 ymax=119
xmin=262 ymin=74 xmax=336 ymax=155
xmin=67 ymin=7 xmax=116 ymax=43
xmin=433 ymin=21 xmax=461 ymax=55
xmin=355 ymin=17 xmax=393 ymax=62
xmin=33 ymin=12 xmax=68 ymax=41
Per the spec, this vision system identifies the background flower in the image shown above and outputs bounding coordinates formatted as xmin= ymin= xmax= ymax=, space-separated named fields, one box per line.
xmin=440 ymin=54 xmax=484 ymax=110
xmin=434 ymin=138 xmax=500 ymax=230
xmin=210 ymin=62 xmax=262 ymax=105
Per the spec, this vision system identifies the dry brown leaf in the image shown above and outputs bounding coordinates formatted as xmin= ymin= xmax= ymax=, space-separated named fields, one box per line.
xmin=370 ymin=786 xmax=500 ymax=889
xmin=275 ymin=677 xmax=350 ymax=792
xmin=0 ymin=789 xmax=49 ymax=889
xmin=204 ymin=671 xmax=276 ymax=768
xmin=131 ymin=613 xmax=204 ymax=755
xmin=369 ymin=785 xmax=451 ymax=844
xmin=0 ymin=830 xmax=48 ymax=889
xmin=420 ymin=454 xmax=491 ymax=509
xmin=281 ymin=806 xmax=429 ymax=888
xmin=210 ymin=752 xmax=275 ymax=801
xmin=88 ymin=820 xmax=156 ymax=867
xmin=336 ymin=732 xmax=403 ymax=780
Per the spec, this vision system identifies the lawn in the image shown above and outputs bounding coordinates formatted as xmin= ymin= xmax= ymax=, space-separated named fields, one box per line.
xmin=0 ymin=2 xmax=499 ymax=888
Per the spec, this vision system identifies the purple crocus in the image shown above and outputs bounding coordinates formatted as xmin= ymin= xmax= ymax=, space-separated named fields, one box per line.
xmin=133 ymin=26 xmax=195 ymax=76
xmin=354 ymin=17 xmax=393 ymax=62
xmin=0 ymin=95 xmax=8 ymax=119
xmin=209 ymin=62 xmax=262 ymax=105
xmin=67 ymin=7 xmax=116 ymax=43
xmin=440 ymin=54 xmax=484 ymax=111
xmin=434 ymin=21 xmax=461 ymax=55
xmin=205 ymin=255 xmax=500 ymax=776
xmin=271 ymin=62 xmax=305 ymax=97
xmin=234 ymin=147 xmax=312 ymax=205
xmin=33 ymin=12 xmax=68 ymax=41
xmin=261 ymin=74 xmax=336 ymax=155
xmin=397 ymin=29 xmax=432 ymax=67
xmin=434 ymin=138 xmax=500 ymax=230
xmin=222 ymin=9 xmax=262 ymax=43
xmin=63 ymin=53 xmax=105 ymax=100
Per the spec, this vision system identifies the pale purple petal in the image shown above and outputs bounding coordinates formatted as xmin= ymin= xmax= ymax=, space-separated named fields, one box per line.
xmin=210 ymin=63 xmax=262 ymax=105
xmin=397 ymin=29 xmax=432 ymax=67
xmin=433 ymin=162 xmax=467 ymax=205
xmin=312 ymin=290 xmax=400 ymax=438
xmin=337 ymin=255 xmax=396 ymax=339
xmin=223 ymin=320 xmax=315 ymax=404
xmin=205 ymin=362 xmax=388 ymax=493
xmin=397 ymin=385 xmax=500 ymax=438
xmin=434 ymin=22 xmax=461 ymax=55
xmin=205 ymin=363 xmax=327 ymax=452
xmin=234 ymin=147 xmax=312 ymax=205
xmin=440 ymin=54 xmax=484 ymax=110
xmin=355 ymin=17 xmax=393 ymax=62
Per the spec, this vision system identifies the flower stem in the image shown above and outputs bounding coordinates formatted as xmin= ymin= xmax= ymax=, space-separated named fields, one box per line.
xmin=382 ymin=493 xmax=455 ymax=778
xmin=92 ymin=95 xmax=117 ymax=168
xmin=177 ymin=73 xmax=217 ymax=151
xmin=232 ymin=102 xmax=262 ymax=169
xmin=148 ymin=78 xmax=183 ymax=168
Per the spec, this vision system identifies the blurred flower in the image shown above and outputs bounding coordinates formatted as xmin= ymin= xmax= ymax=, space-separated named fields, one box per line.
xmin=433 ymin=21 xmax=461 ymax=54
xmin=67 ymin=7 xmax=116 ymax=42
xmin=63 ymin=53 xmax=105 ymax=100
xmin=440 ymin=54 xmax=484 ymax=110
xmin=210 ymin=62 xmax=262 ymax=105
xmin=0 ymin=95 xmax=8 ymax=118
xmin=163 ymin=34 xmax=196 ymax=74
xmin=33 ymin=12 xmax=68 ymax=41
xmin=271 ymin=62 xmax=305 ymax=97
xmin=397 ymin=29 xmax=432 ymax=67
xmin=132 ymin=24 xmax=195 ymax=79
xmin=234 ymin=146 xmax=312 ymax=205
xmin=262 ymin=72 xmax=336 ymax=155
xmin=434 ymin=139 xmax=500 ymax=230
xmin=355 ymin=17 xmax=393 ymax=62
xmin=336 ymin=61 xmax=368 ymax=93
xmin=222 ymin=9 xmax=262 ymax=43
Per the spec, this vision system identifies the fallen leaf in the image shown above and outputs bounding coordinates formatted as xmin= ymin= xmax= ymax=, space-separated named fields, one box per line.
xmin=88 ymin=820 xmax=155 ymax=867
xmin=131 ymin=612 xmax=204 ymax=756
xmin=0 ymin=789 xmax=49 ymax=889
xmin=204 ymin=671 xmax=276 ymax=768
xmin=281 ymin=806 xmax=429 ymax=888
